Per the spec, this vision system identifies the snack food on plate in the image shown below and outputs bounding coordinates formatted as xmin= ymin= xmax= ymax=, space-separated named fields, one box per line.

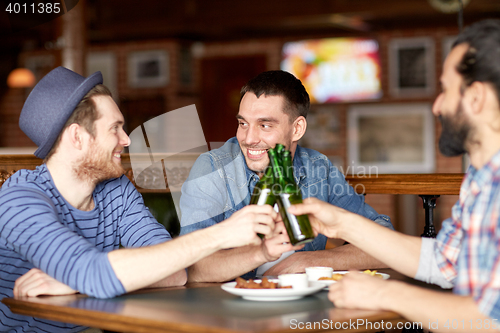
xmin=234 ymin=277 xmax=292 ymax=289
xmin=318 ymin=270 xmax=383 ymax=281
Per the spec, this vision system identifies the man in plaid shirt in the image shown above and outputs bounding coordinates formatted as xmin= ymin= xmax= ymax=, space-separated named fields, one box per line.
xmin=289 ymin=19 xmax=500 ymax=330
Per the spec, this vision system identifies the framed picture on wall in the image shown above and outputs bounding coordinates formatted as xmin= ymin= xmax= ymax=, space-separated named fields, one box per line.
xmin=442 ymin=36 xmax=457 ymax=62
xmin=348 ymin=103 xmax=435 ymax=174
xmin=128 ymin=50 xmax=169 ymax=88
xmin=24 ymin=54 xmax=55 ymax=83
xmin=389 ymin=37 xmax=435 ymax=97
xmin=179 ymin=45 xmax=194 ymax=86
xmin=87 ymin=52 xmax=117 ymax=100
xmin=299 ymin=105 xmax=340 ymax=151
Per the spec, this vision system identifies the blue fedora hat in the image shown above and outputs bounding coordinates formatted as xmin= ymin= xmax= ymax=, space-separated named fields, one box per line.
xmin=19 ymin=66 xmax=103 ymax=159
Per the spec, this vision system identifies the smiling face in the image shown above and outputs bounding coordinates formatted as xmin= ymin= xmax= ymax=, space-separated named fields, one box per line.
xmin=74 ymin=95 xmax=131 ymax=184
xmin=236 ymin=92 xmax=303 ymax=176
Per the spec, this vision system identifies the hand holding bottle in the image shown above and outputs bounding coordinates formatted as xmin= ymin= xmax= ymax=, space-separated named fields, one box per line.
xmin=269 ymin=145 xmax=315 ymax=246
xmin=288 ymin=197 xmax=349 ymax=239
xmin=215 ymin=204 xmax=278 ymax=248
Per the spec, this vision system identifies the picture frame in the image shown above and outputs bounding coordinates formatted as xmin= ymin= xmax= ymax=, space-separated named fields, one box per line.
xmin=348 ymin=103 xmax=435 ymax=174
xmin=127 ymin=50 xmax=169 ymax=88
xmin=24 ymin=54 xmax=55 ymax=82
xmin=442 ymin=35 xmax=457 ymax=62
xmin=179 ymin=45 xmax=194 ymax=86
xmin=87 ymin=52 xmax=118 ymax=100
xmin=299 ymin=105 xmax=340 ymax=151
xmin=389 ymin=37 xmax=435 ymax=97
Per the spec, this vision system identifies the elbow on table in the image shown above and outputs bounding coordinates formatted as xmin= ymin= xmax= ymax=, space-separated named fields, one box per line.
xmin=176 ymin=269 xmax=188 ymax=286
xmin=160 ymin=269 xmax=188 ymax=287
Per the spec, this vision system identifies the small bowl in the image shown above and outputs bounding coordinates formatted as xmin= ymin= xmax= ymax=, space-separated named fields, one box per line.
xmin=305 ymin=267 xmax=333 ymax=281
xmin=278 ymin=273 xmax=309 ymax=290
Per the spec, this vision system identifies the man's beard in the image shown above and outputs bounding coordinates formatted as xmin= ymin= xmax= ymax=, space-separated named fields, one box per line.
xmin=438 ymin=102 xmax=471 ymax=157
xmin=74 ymin=141 xmax=125 ymax=185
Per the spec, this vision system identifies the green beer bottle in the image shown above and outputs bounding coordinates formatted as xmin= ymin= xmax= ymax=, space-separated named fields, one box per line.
xmin=250 ymin=165 xmax=276 ymax=206
xmin=275 ymin=143 xmax=285 ymax=156
xmin=250 ymin=165 xmax=276 ymax=239
xmin=282 ymin=150 xmax=294 ymax=182
xmin=268 ymin=147 xmax=315 ymax=246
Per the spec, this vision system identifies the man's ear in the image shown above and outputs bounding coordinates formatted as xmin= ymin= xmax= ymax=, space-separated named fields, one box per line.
xmin=65 ymin=123 xmax=86 ymax=150
xmin=292 ymin=116 xmax=307 ymax=141
xmin=466 ymin=81 xmax=486 ymax=115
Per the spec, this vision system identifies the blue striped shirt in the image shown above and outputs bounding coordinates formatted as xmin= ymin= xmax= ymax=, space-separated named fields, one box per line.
xmin=0 ymin=164 xmax=171 ymax=332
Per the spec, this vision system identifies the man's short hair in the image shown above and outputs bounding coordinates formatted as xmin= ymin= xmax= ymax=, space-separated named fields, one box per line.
xmin=454 ymin=19 xmax=500 ymax=102
xmin=240 ymin=70 xmax=310 ymax=122
xmin=44 ymin=84 xmax=111 ymax=162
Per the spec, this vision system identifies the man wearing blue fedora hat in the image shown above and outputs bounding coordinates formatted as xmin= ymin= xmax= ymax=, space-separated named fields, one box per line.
xmin=0 ymin=66 xmax=277 ymax=333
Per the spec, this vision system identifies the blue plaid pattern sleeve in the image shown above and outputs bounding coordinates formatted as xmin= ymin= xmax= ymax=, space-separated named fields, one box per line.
xmin=434 ymin=150 xmax=500 ymax=320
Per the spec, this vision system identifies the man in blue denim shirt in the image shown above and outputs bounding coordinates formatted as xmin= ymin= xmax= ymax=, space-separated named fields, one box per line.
xmin=180 ymin=71 xmax=392 ymax=282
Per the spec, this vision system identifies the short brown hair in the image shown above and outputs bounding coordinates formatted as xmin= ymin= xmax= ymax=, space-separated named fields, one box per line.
xmin=44 ymin=84 xmax=111 ymax=162
xmin=240 ymin=70 xmax=310 ymax=122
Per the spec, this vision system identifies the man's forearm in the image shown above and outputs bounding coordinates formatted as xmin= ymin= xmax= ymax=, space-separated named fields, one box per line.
xmin=108 ymin=226 xmax=227 ymax=292
xmin=146 ymin=269 xmax=187 ymax=288
xmin=340 ymin=214 xmax=422 ymax=277
xmin=319 ymin=244 xmax=387 ymax=270
xmin=263 ymin=244 xmax=386 ymax=276
xmin=384 ymin=282 xmax=493 ymax=332
xmin=187 ymin=245 xmax=266 ymax=282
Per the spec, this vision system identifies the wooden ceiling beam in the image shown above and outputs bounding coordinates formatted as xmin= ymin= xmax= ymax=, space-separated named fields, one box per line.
xmin=86 ymin=0 xmax=499 ymax=42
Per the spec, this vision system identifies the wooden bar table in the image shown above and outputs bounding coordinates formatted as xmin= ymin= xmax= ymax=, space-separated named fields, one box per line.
xmin=344 ymin=174 xmax=464 ymax=195
xmin=3 ymin=271 xmax=411 ymax=333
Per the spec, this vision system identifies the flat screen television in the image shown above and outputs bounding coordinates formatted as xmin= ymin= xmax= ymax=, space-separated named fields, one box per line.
xmin=281 ymin=38 xmax=383 ymax=103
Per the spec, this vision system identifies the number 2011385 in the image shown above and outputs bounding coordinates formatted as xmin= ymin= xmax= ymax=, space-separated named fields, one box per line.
xmin=6 ymin=2 xmax=61 ymax=14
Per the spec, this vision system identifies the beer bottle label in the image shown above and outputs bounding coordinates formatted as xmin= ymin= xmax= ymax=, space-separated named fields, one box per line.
xmin=279 ymin=193 xmax=305 ymax=241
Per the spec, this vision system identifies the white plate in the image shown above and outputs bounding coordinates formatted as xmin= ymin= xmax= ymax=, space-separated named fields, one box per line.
xmin=221 ymin=279 xmax=324 ymax=301
xmin=315 ymin=271 xmax=390 ymax=289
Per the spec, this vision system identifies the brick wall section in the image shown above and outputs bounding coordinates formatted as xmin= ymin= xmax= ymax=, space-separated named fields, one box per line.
xmin=89 ymin=40 xmax=197 ymax=115
xmin=364 ymin=194 xmax=397 ymax=229
xmin=197 ymin=39 xmax=282 ymax=69
xmin=0 ymin=89 xmax=33 ymax=147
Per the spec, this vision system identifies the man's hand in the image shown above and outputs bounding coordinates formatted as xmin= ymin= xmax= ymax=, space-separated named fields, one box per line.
xmin=288 ymin=197 xmax=350 ymax=239
xmin=328 ymin=270 xmax=389 ymax=310
xmin=13 ymin=268 xmax=77 ymax=297
xmin=214 ymin=204 xmax=278 ymax=249
xmin=260 ymin=222 xmax=303 ymax=262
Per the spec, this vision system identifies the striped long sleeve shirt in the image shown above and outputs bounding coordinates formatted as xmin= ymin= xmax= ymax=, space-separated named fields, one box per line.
xmin=0 ymin=164 xmax=171 ymax=333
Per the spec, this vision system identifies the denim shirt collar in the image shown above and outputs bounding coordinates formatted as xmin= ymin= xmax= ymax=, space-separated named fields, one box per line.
xmin=245 ymin=164 xmax=260 ymax=185
xmin=293 ymin=145 xmax=307 ymax=185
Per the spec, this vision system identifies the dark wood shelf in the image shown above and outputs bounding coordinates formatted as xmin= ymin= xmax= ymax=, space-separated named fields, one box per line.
xmin=345 ymin=173 xmax=464 ymax=195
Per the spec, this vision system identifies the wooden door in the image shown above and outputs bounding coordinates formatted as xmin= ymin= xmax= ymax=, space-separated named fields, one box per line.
xmin=200 ymin=55 xmax=267 ymax=144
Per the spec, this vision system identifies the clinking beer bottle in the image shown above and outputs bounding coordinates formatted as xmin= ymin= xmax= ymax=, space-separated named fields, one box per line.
xmin=250 ymin=165 xmax=276 ymax=238
xmin=250 ymin=165 xmax=276 ymax=206
xmin=269 ymin=145 xmax=315 ymax=246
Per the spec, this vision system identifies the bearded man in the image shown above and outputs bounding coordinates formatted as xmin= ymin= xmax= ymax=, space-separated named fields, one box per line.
xmin=289 ymin=19 xmax=500 ymax=329
xmin=0 ymin=67 xmax=277 ymax=333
